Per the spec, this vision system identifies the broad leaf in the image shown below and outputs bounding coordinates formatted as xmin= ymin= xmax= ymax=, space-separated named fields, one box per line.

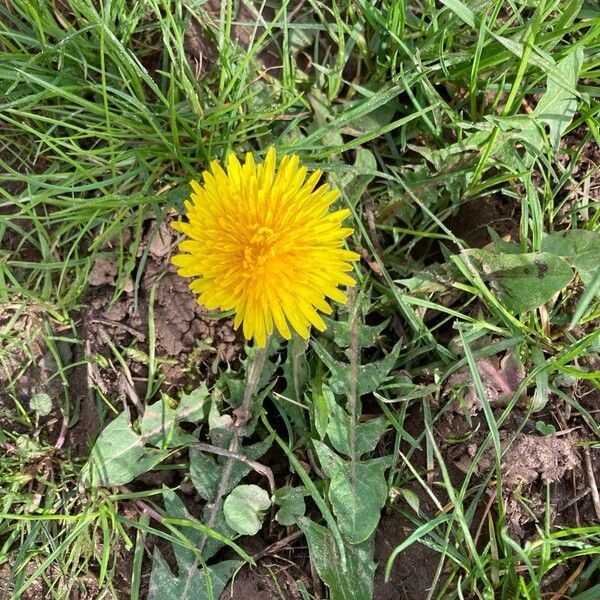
xmin=533 ymin=48 xmax=583 ymax=151
xmin=191 ymin=435 xmax=273 ymax=559
xmin=323 ymin=385 xmax=389 ymax=458
xmin=30 ymin=393 xmax=52 ymax=417
xmin=313 ymin=440 xmax=390 ymax=544
xmin=307 ymin=90 xmax=344 ymax=147
xmin=281 ymin=334 xmax=309 ymax=401
xmin=82 ymin=385 xmax=212 ymax=487
xmin=80 ymin=412 xmax=168 ymax=487
xmin=396 ymin=487 xmax=421 ymax=514
xmin=312 ymin=340 xmax=402 ymax=397
xmin=348 ymin=100 xmax=400 ymax=136
xmin=464 ymin=249 xmax=574 ymax=313
xmin=541 ymin=229 xmax=600 ymax=285
xmin=338 ymin=148 xmax=378 ymax=208
xmin=272 ymin=486 xmax=306 ymax=526
xmin=298 ymin=518 xmax=376 ymax=600
xmin=225 ymin=435 xmax=273 ymax=496
xmin=161 ymin=488 xmax=203 ymax=568
xmin=216 ymin=339 xmax=280 ymax=436
xmin=201 ymin=502 xmax=235 ymax=561
xmin=140 ymin=398 xmax=196 ymax=447
xmin=189 ymin=449 xmax=220 ymax=502
xmin=207 ymin=399 xmax=235 ymax=450
xmin=177 ymin=385 xmax=212 ymax=423
xmin=423 ymin=48 xmax=583 ymax=172
xmin=325 ymin=316 xmax=390 ymax=349
xmin=311 ymin=386 xmax=330 ymax=441
xmin=223 ymin=484 xmax=271 ymax=536
xmin=147 ymin=488 xmax=240 ymax=600
xmin=280 ymin=334 xmax=310 ymax=435
xmin=148 ymin=550 xmax=239 ymax=600
xmin=169 ymin=183 xmax=192 ymax=214
xmin=190 ymin=435 xmax=273 ymax=503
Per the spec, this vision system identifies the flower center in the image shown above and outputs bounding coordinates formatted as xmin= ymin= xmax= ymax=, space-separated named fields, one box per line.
xmin=241 ymin=225 xmax=277 ymax=277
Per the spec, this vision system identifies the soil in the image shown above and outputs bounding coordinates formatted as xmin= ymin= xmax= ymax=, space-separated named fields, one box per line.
xmin=0 ymin=218 xmax=242 ymax=451
xmin=80 ymin=218 xmax=242 ymax=414
xmin=0 ymin=560 xmax=102 ymax=600
xmin=373 ymin=404 xmax=442 ymax=600
xmin=553 ymin=126 xmax=600 ymax=225
xmin=446 ymin=192 xmax=520 ymax=249
xmin=184 ymin=0 xmax=282 ymax=79
xmin=223 ymin=562 xmax=312 ymax=600
xmin=438 ymin=354 xmax=600 ymax=543
xmin=373 ymin=512 xmax=440 ymax=600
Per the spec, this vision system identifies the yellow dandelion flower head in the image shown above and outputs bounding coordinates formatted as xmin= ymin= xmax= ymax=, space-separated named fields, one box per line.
xmin=171 ymin=147 xmax=360 ymax=347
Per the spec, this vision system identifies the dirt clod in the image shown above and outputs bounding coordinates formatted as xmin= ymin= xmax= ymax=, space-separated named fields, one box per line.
xmin=88 ymin=257 xmax=119 ymax=287
xmin=500 ymin=434 xmax=579 ymax=488
xmin=445 ymin=350 xmax=526 ymax=418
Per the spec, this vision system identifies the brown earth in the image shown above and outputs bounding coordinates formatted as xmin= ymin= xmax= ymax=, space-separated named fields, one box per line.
xmin=67 ymin=218 xmax=243 ymax=454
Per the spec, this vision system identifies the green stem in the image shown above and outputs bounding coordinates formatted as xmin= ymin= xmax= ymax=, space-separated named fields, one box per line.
xmin=236 ymin=340 xmax=270 ymax=436
xmin=198 ymin=338 xmax=270 ymax=553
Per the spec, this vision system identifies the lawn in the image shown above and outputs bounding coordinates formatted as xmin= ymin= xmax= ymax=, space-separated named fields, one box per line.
xmin=1 ymin=1 xmax=600 ymax=598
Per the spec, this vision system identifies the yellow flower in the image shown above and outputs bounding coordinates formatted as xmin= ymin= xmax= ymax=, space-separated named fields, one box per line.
xmin=171 ymin=147 xmax=359 ymax=347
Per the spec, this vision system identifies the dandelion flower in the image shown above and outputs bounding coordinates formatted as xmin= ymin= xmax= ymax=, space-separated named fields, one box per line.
xmin=171 ymin=147 xmax=359 ymax=347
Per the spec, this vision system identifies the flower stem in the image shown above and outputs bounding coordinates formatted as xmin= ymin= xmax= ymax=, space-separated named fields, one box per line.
xmin=235 ymin=339 xmax=270 ymax=436
xmin=198 ymin=339 xmax=270 ymax=553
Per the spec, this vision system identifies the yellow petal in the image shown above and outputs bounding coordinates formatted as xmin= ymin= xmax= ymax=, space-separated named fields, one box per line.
xmin=170 ymin=146 xmax=359 ymax=345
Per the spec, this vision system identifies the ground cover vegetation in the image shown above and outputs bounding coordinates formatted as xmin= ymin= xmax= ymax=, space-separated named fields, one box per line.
xmin=1 ymin=0 xmax=600 ymax=598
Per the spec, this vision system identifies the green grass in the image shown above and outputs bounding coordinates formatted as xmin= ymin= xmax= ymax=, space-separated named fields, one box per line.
xmin=1 ymin=0 xmax=600 ymax=598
